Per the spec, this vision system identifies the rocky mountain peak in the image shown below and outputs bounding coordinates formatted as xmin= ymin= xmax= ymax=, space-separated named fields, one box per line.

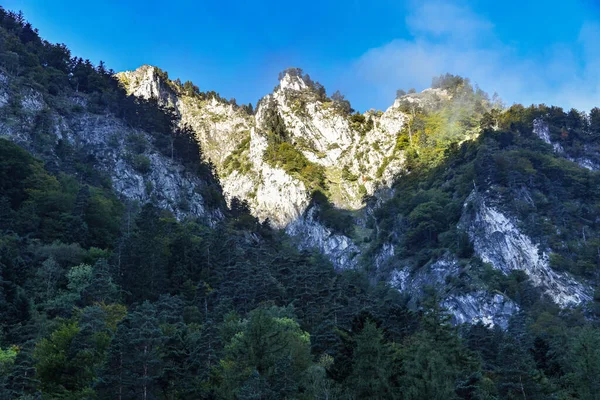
xmin=278 ymin=69 xmax=309 ymax=92
xmin=116 ymin=65 xmax=177 ymax=107
xmin=393 ymin=87 xmax=452 ymax=112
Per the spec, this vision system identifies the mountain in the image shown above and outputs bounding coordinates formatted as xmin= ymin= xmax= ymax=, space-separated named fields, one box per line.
xmin=2 ymin=42 xmax=599 ymax=328
xmin=115 ymin=66 xmax=481 ymax=268
xmin=2 ymin=7 xmax=600 ymax=399
xmin=114 ymin=65 xmax=600 ymax=328
xmin=115 ymin=66 xmax=409 ymax=223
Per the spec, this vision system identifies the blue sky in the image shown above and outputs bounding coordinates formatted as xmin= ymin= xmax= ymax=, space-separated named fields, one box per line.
xmin=5 ymin=0 xmax=600 ymax=111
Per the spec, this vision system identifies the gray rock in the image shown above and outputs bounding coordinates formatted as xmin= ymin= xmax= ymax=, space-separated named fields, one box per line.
xmin=459 ymin=191 xmax=592 ymax=306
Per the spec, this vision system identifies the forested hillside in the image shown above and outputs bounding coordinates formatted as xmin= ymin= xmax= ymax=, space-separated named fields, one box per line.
xmin=1 ymin=7 xmax=600 ymax=400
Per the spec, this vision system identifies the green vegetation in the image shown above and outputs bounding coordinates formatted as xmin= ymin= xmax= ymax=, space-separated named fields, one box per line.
xmin=265 ymin=141 xmax=327 ymax=189
xmin=312 ymin=191 xmax=355 ymax=236
xmin=0 ymin=6 xmax=223 ymax=201
xmin=393 ymin=75 xmax=493 ymax=169
xmin=277 ymin=67 xmax=327 ymax=100
xmin=128 ymin=153 xmax=151 ymax=174
xmin=0 ymin=138 xmax=123 ymax=248
xmin=259 ymin=103 xmax=357 ymax=234
xmin=222 ymin=134 xmax=252 ymax=175
xmin=0 ymin=135 xmax=491 ymax=400
xmin=349 ymin=112 xmax=374 ymax=136
xmin=331 ymin=90 xmax=354 ymax=115
xmin=374 ymin=101 xmax=600 ymax=280
xmin=431 ymin=73 xmax=469 ymax=92
xmin=2 ymin=8 xmax=600 ymax=400
xmin=341 ymin=165 xmax=359 ymax=182
xmin=261 ymin=102 xmax=328 ymax=192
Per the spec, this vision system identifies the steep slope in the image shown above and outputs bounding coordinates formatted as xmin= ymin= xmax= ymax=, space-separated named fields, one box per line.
xmin=116 ymin=66 xmax=600 ymax=327
xmin=533 ymin=117 xmax=600 ymax=171
xmin=5 ymin=9 xmax=600 ymax=400
xmin=371 ymin=104 xmax=600 ymax=325
xmin=0 ymin=69 xmax=223 ymax=224
xmin=119 ymin=67 xmax=579 ymax=328
xmin=117 ymin=66 xmax=414 ymax=225
xmin=5 ymin=51 xmax=598 ymax=327
xmin=2 ymin=12 xmax=598 ymax=328
xmin=460 ymin=191 xmax=591 ymax=306
xmin=117 ymin=67 xmax=488 ymax=271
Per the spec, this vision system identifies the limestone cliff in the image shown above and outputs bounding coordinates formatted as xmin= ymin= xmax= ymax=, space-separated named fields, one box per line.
xmin=0 ymin=70 xmax=222 ymax=224
xmin=114 ymin=65 xmax=600 ymax=327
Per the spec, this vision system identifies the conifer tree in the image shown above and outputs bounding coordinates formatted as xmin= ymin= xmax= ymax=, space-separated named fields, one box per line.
xmin=348 ymin=320 xmax=391 ymax=399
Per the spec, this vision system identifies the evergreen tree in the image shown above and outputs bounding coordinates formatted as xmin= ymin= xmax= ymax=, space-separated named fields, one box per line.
xmin=219 ymin=306 xmax=313 ymax=399
xmin=348 ymin=320 xmax=391 ymax=399
xmin=566 ymin=327 xmax=600 ymax=400
xmin=68 ymin=185 xmax=90 ymax=245
xmin=496 ymin=335 xmax=540 ymax=399
xmin=120 ymin=205 xmax=169 ymax=302
xmin=4 ymin=344 xmax=39 ymax=399
xmin=83 ymin=258 xmax=119 ymax=305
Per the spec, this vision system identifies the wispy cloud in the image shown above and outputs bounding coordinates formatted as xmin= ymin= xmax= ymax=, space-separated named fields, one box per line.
xmin=350 ymin=0 xmax=600 ymax=111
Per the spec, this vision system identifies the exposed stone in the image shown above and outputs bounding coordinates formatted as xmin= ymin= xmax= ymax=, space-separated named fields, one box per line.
xmin=460 ymin=191 xmax=592 ymax=306
xmin=388 ymin=256 xmax=518 ymax=329
xmin=442 ymin=291 xmax=519 ymax=329
xmin=0 ymin=71 xmax=222 ymax=225
xmin=533 ymin=118 xmax=599 ymax=171
xmin=286 ymin=206 xmax=360 ymax=270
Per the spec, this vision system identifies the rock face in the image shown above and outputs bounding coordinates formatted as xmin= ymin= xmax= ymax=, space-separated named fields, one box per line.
xmin=117 ymin=65 xmax=252 ymax=169
xmin=533 ymin=118 xmax=600 ymax=171
xmin=117 ymin=66 xmax=418 ymax=268
xmin=115 ymin=66 xmax=598 ymax=328
xmin=0 ymin=71 xmax=221 ymax=224
xmin=220 ymin=128 xmax=311 ymax=227
xmin=442 ymin=292 xmax=519 ymax=329
xmin=388 ymin=256 xmax=519 ymax=329
xmin=286 ymin=207 xmax=360 ymax=270
xmin=460 ymin=191 xmax=592 ymax=306
xmin=118 ymin=66 xmax=412 ymax=226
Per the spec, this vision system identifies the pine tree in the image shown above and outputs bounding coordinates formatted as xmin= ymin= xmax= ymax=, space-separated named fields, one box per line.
xmin=219 ymin=306 xmax=313 ymax=399
xmin=83 ymin=258 xmax=119 ymax=305
xmin=35 ymin=257 xmax=62 ymax=303
xmin=98 ymin=301 xmax=165 ymax=400
xmin=68 ymin=185 xmax=90 ymax=245
xmin=120 ymin=205 xmax=169 ymax=302
xmin=4 ymin=343 xmax=39 ymax=399
xmin=496 ymin=335 xmax=540 ymax=399
xmin=348 ymin=320 xmax=391 ymax=399
xmin=566 ymin=327 xmax=600 ymax=400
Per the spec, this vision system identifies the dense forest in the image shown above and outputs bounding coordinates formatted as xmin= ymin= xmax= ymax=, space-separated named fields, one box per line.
xmin=1 ymin=7 xmax=600 ymax=400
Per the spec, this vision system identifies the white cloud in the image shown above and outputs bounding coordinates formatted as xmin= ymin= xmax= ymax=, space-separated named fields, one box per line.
xmin=350 ymin=0 xmax=600 ymax=111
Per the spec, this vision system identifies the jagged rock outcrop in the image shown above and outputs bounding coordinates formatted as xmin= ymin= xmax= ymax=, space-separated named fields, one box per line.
xmin=116 ymin=66 xmax=421 ymax=268
xmin=388 ymin=255 xmax=519 ymax=329
xmin=0 ymin=71 xmax=221 ymax=224
xmin=286 ymin=207 xmax=360 ymax=269
xmin=116 ymin=66 xmax=598 ymax=328
xmin=220 ymin=127 xmax=312 ymax=227
xmin=117 ymin=65 xmax=253 ymax=168
xmin=533 ymin=118 xmax=600 ymax=171
xmin=460 ymin=191 xmax=592 ymax=306
xmin=118 ymin=66 xmax=413 ymax=225
xmin=11 ymin=63 xmax=590 ymax=327
xmin=442 ymin=292 xmax=518 ymax=329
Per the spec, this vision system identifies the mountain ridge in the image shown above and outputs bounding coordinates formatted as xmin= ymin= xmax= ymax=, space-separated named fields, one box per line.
xmin=114 ymin=64 xmax=600 ymax=326
xmin=3 ymin=8 xmax=600 ymax=398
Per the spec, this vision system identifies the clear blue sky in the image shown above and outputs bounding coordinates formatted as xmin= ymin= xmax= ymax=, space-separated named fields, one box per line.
xmin=5 ymin=0 xmax=600 ymax=111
